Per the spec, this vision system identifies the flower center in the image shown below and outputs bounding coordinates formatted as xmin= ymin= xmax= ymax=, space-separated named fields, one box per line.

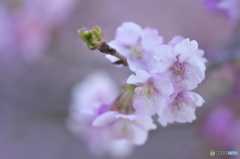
xmin=112 ymin=119 xmax=133 ymax=138
xmin=135 ymin=84 xmax=154 ymax=100
xmin=170 ymin=61 xmax=188 ymax=81
xmin=130 ymin=43 xmax=144 ymax=59
xmin=171 ymin=92 xmax=188 ymax=112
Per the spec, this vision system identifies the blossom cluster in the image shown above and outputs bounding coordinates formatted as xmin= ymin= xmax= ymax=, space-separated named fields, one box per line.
xmin=68 ymin=22 xmax=206 ymax=157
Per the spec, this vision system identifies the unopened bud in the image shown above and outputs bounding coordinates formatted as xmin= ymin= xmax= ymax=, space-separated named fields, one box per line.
xmin=78 ymin=26 xmax=103 ymax=50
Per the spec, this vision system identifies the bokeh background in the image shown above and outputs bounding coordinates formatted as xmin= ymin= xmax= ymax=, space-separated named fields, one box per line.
xmin=0 ymin=0 xmax=240 ymax=159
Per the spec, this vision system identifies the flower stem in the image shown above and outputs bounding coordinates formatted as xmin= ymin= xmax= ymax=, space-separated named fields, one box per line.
xmin=78 ymin=26 xmax=128 ymax=66
xmin=98 ymin=41 xmax=128 ymax=66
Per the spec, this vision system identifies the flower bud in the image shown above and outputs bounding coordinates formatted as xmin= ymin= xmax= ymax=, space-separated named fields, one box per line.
xmin=78 ymin=26 xmax=103 ymax=50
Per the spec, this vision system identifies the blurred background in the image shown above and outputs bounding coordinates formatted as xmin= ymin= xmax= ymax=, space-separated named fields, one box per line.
xmin=0 ymin=0 xmax=239 ymax=159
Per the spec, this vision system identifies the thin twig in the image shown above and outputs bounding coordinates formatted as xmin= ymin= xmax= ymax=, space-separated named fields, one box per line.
xmin=98 ymin=41 xmax=128 ymax=66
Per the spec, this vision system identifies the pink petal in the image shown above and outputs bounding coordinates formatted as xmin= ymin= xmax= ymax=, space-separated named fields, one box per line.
xmin=168 ymin=36 xmax=184 ymax=47
xmin=108 ymin=40 xmax=131 ymax=57
xmin=185 ymin=64 xmax=205 ymax=84
xmin=115 ymin=114 xmax=137 ymax=120
xmin=115 ymin=22 xmax=142 ymax=46
xmin=130 ymin=124 xmax=149 ymax=145
xmin=92 ymin=111 xmax=117 ymax=127
xmin=158 ymin=110 xmax=174 ymax=127
xmin=187 ymin=92 xmax=205 ymax=107
xmin=175 ymin=106 xmax=196 ymax=123
xmin=154 ymin=45 xmax=176 ymax=72
xmin=153 ymin=74 xmax=174 ymax=97
xmin=133 ymin=95 xmax=156 ymax=116
xmin=127 ymin=70 xmax=150 ymax=85
xmin=174 ymin=39 xmax=198 ymax=62
xmin=134 ymin=116 xmax=157 ymax=130
xmin=140 ymin=27 xmax=163 ymax=49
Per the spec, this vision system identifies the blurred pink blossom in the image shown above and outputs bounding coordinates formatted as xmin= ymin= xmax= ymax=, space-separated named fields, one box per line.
xmin=204 ymin=106 xmax=240 ymax=150
xmin=22 ymin=0 xmax=77 ymax=26
xmin=203 ymin=0 xmax=240 ymax=20
xmin=93 ymin=111 xmax=156 ymax=145
xmin=13 ymin=11 xmax=51 ymax=61
xmin=67 ymin=71 xmax=134 ymax=157
xmin=0 ymin=0 xmax=76 ymax=61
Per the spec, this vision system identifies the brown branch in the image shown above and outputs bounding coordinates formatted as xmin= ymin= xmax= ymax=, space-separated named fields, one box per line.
xmin=98 ymin=41 xmax=128 ymax=66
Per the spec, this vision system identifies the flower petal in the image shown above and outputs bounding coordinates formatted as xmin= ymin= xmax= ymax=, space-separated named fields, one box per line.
xmin=92 ymin=111 xmax=117 ymax=127
xmin=127 ymin=70 xmax=150 ymax=85
xmin=168 ymin=36 xmax=184 ymax=47
xmin=153 ymin=74 xmax=174 ymax=97
xmin=154 ymin=45 xmax=176 ymax=72
xmin=188 ymin=92 xmax=205 ymax=107
xmin=158 ymin=110 xmax=174 ymax=127
xmin=134 ymin=116 xmax=157 ymax=130
xmin=140 ymin=27 xmax=163 ymax=49
xmin=133 ymin=94 xmax=156 ymax=116
xmin=115 ymin=22 xmax=142 ymax=46
xmin=175 ymin=106 xmax=196 ymax=123
xmin=130 ymin=124 xmax=149 ymax=145
xmin=109 ymin=40 xmax=131 ymax=57
xmin=174 ymin=39 xmax=198 ymax=62
xmin=185 ymin=64 xmax=205 ymax=84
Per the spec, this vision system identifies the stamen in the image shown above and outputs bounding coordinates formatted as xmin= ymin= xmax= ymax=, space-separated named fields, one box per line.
xmin=130 ymin=43 xmax=144 ymax=59
xmin=171 ymin=92 xmax=188 ymax=112
xmin=170 ymin=61 xmax=189 ymax=81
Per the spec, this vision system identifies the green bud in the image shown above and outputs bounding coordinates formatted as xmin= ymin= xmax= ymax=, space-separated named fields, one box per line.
xmin=78 ymin=26 xmax=103 ymax=50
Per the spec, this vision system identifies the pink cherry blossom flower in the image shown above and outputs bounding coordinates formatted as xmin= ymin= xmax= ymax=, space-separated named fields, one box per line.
xmin=154 ymin=38 xmax=206 ymax=84
xmin=106 ymin=22 xmax=163 ymax=72
xmin=203 ymin=0 xmax=240 ymax=20
xmin=67 ymin=71 xmax=133 ymax=157
xmin=167 ymin=36 xmax=206 ymax=63
xmin=158 ymin=80 xmax=204 ymax=126
xmin=92 ymin=111 xmax=157 ymax=145
xmin=127 ymin=70 xmax=174 ymax=116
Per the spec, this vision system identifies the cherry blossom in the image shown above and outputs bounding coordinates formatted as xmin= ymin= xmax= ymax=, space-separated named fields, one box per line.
xmin=106 ymin=22 xmax=163 ymax=72
xmin=154 ymin=38 xmax=206 ymax=84
xmin=158 ymin=80 xmax=204 ymax=126
xmin=93 ymin=111 xmax=156 ymax=145
xmin=67 ymin=71 xmax=133 ymax=157
xmin=127 ymin=70 xmax=174 ymax=116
